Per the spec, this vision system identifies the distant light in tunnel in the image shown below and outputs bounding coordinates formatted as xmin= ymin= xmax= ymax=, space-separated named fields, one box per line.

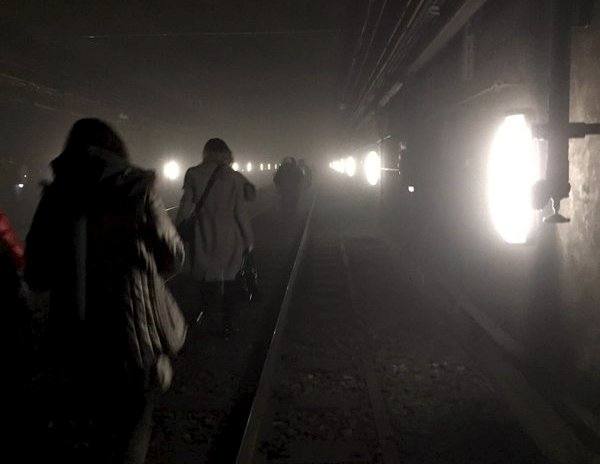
xmin=267 ymin=163 xmax=271 ymax=170
xmin=260 ymin=163 xmax=264 ymax=171
xmin=246 ymin=162 xmax=253 ymax=172
xmin=232 ymin=162 xmax=240 ymax=171
xmin=488 ymin=114 xmax=541 ymax=244
xmin=364 ymin=151 xmax=381 ymax=186
xmin=17 ymin=183 xmax=24 ymax=189
xmin=163 ymin=160 xmax=181 ymax=181
xmin=408 ymin=185 xmax=415 ymax=193
xmin=345 ymin=156 xmax=357 ymax=177
xmin=330 ymin=159 xmax=344 ymax=174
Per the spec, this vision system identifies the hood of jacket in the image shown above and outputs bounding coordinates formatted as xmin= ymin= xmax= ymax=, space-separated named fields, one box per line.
xmin=50 ymin=146 xmax=155 ymax=213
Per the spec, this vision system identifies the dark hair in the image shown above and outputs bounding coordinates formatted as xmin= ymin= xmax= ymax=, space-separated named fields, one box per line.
xmin=203 ymin=138 xmax=233 ymax=165
xmin=64 ymin=118 xmax=129 ymax=158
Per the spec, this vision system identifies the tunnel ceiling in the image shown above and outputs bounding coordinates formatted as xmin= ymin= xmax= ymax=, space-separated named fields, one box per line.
xmin=341 ymin=0 xmax=473 ymax=129
xmin=0 ymin=0 xmax=474 ymax=161
xmin=1 ymin=0 xmax=357 ymax=159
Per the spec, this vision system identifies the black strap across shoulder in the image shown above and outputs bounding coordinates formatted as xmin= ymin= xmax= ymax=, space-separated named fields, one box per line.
xmin=194 ymin=164 xmax=224 ymax=215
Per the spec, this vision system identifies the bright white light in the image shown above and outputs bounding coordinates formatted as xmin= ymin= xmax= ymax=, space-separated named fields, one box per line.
xmin=345 ymin=156 xmax=357 ymax=177
xmin=17 ymin=183 xmax=24 ymax=189
xmin=408 ymin=185 xmax=415 ymax=193
xmin=260 ymin=163 xmax=264 ymax=171
xmin=488 ymin=114 xmax=541 ymax=244
xmin=163 ymin=160 xmax=181 ymax=181
xmin=246 ymin=162 xmax=253 ymax=172
xmin=232 ymin=162 xmax=240 ymax=171
xmin=330 ymin=159 xmax=344 ymax=173
xmin=364 ymin=151 xmax=381 ymax=186
xmin=267 ymin=163 xmax=271 ymax=170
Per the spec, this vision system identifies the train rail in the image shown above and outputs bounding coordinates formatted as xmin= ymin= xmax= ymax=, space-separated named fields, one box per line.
xmin=236 ymin=193 xmax=398 ymax=464
xmin=233 ymin=187 xmax=548 ymax=464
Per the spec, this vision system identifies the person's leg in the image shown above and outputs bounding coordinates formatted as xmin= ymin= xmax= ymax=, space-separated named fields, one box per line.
xmin=224 ymin=280 xmax=249 ymax=335
xmin=121 ymin=389 xmax=155 ymax=464
xmin=101 ymin=369 xmax=155 ymax=464
xmin=199 ymin=281 xmax=227 ymax=337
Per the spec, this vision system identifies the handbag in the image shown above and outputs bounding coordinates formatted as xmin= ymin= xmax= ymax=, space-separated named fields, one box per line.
xmin=178 ymin=164 xmax=224 ymax=242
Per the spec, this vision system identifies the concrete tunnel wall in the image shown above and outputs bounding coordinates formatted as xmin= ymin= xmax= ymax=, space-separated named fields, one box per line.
xmin=376 ymin=0 xmax=600 ymax=413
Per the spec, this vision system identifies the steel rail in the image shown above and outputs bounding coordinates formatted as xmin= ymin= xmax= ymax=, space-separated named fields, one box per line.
xmin=235 ymin=193 xmax=317 ymax=464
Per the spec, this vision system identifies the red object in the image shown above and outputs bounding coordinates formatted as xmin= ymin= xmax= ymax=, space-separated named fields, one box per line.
xmin=0 ymin=210 xmax=25 ymax=271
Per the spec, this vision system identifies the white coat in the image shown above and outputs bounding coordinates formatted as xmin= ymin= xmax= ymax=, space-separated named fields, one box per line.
xmin=176 ymin=162 xmax=254 ymax=282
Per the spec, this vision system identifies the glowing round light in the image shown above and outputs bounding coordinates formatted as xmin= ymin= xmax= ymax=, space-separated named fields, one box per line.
xmin=345 ymin=156 xmax=357 ymax=177
xmin=163 ymin=160 xmax=181 ymax=181
xmin=330 ymin=159 xmax=344 ymax=173
xmin=267 ymin=163 xmax=271 ymax=170
xmin=260 ymin=163 xmax=264 ymax=171
xmin=408 ymin=185 xmax=415 ymax=193
xmin=246 ymin=162 xmax=253 ymax=172
xmin=364 ymin=151 xmax=381 ymax=186
xmin=232 ymin=162 xmax=240 ymax=171
xmin=488 ymin=114 xmax=541 ymax=244
xmin=17 ymin=183 xmax=24 ymax=189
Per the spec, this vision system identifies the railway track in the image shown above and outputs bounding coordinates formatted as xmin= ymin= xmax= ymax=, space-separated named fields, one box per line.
xmin=234 ymin=186 xmax=549 ymax=464
xmin=236 ymin=194 xmax=398 ymax=464
xmin=151 ymin=186 xmax=549 ymax=463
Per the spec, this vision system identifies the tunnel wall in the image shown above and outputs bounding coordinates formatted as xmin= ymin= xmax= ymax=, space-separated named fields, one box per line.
xmin=380 ymin=0 xmax=600 ymax=411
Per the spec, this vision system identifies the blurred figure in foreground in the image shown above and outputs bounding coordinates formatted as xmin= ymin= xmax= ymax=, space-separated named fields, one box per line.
xmin=26 ymin=118 xmax=186 ymax=464
xmin=273 ymin=157 xmax=304 ymax=213
xmin=0 ymin=209 xmax=30 ymax=456
xmin=176 ymin=138 xmax=254 ymax=338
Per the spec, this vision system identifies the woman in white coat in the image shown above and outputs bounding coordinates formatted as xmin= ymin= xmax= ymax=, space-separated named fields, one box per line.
xmin=176 ymin=138 xmax=254 ymax=337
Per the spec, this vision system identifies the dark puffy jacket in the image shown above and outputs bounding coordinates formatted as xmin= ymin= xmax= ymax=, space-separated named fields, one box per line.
xmin=26 ymin=147 xmax=186 ymax=371
xmin=0 ymin=210 xmax=25 ymax=271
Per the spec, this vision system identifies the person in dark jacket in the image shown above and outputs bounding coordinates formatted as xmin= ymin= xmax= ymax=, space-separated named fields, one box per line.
xmin=273 ymin=157 xmax=304 ymax=213
xmin=26 ymin=118 xmax=186 ymax=464
xmin=0 ymin=209 xmax=31 ymax=457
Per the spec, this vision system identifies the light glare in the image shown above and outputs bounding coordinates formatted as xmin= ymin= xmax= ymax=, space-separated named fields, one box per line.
xmin=364 ymin=151 xmax=381 ymax=186
xmin=345 ymin=156 xmax=357 ymax=177
xmin=246 ymin=162 xmax=253 ymax=172
xmin=232 ymin=162 xmax=240 ymax=171
xmin=488 ymin=114 xmax=541 ymax=244
xmin=163 ymin=160 xmax=181 ymax=181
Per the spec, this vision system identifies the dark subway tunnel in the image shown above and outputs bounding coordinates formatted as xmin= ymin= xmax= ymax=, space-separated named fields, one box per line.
xmin=2 ymin=1 xmax=600 ymax=463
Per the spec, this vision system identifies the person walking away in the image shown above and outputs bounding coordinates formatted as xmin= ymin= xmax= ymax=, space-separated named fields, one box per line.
xmin=273 ymin=157 xmax=304 ymax=213
xmin=297 ymin=158 xmax=312 ymax=189
xmin=25 ymin=118 xmax=186 ymax=464
xmin=176 ymin=138 xmax=254 ymax=338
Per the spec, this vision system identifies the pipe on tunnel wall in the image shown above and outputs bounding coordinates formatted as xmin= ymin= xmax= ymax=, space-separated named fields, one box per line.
xmin=544 ymin=0 xmax=574 ymax=221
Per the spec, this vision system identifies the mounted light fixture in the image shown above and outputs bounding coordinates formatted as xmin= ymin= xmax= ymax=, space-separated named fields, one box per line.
xmin=364 ymin=150 xmax=381 ymax=186
xmin=488 ymin=114 xmax=542 ymax=244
